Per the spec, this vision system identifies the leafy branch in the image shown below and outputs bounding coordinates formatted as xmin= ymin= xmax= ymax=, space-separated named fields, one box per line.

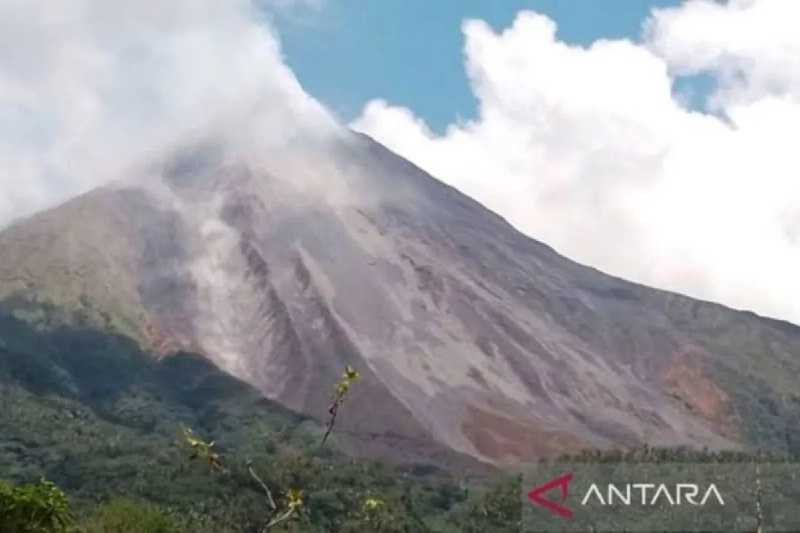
xmin=321 ymin=365 xmax=360 ymax=447
xmin=180 ymin=366 xmax=360 ymax=531
xmin=182 ymin=428 xmax=302 ymax=531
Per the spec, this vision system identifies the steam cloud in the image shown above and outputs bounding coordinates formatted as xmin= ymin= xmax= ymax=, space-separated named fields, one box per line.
xmin=0 ymin=0 xmax=336 ymax=228
xmin=352 ymin=0 xmax=800 ymax=325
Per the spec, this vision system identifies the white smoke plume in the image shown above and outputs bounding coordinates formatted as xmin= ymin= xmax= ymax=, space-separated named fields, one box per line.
xmin=0 ymin=0 xmax=337 ymax=228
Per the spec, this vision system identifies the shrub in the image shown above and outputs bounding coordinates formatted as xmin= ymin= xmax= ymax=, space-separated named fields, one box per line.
xmin=0 ymin=479 xmax=74 ymax=533
xmin=81 ymin=498 xmax=182 ymax=533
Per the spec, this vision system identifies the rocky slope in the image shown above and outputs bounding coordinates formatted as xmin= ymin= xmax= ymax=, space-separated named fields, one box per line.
xmin=1 ymin=131 xmax=799 ymax=465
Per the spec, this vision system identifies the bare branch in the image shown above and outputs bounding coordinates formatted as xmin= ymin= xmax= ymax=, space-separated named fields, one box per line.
xmin=247 ymin=460 xmax=277 ymax=511
xmin=755 ymin=462 xmax=764 ymax=533
xmin=263 ymin=507 xmax=296 ymax=531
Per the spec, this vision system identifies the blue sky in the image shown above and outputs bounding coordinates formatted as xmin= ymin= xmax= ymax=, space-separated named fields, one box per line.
xmin=271 ymin=0 xmax=683 ymax=133
xmin=265 ymin=0 xmax=800 ymax=324
xmin=3 ymin=0 xmax=798 ymax=324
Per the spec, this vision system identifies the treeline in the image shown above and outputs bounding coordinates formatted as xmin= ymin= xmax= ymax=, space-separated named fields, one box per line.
xmin=1 ymin=458 xmax=521 ymax=532
xmin=5 ymin=443 xmax=795 ymax=532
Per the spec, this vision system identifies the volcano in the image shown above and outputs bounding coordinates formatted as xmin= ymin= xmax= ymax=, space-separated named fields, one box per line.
xmin=1 ymin=130 xmax=799 ymax=466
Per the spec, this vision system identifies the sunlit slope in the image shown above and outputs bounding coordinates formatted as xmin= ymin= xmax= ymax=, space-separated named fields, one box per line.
xmin=1 ymin=132 xmax=799 ymax=464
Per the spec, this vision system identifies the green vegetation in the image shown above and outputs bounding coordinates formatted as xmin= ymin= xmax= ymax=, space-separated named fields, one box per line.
xmin=7 ymin=445 xmax=794 ymax=532
xmin=0 ymin=479 xmax=74 ymax=533
xmin=82 ymin=499 xmax=183 ymax=533
xmin=3 ymin=308 xmax=796 ymax=531
xmin=0 ymin=310 xmax=505 ymax=531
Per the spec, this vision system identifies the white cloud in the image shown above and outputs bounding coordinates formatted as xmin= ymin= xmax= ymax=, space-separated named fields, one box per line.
xmin=0 ymin=0 xmax=335 ymax=227
xmin=352 ymin=1 xmax=800 ymax=325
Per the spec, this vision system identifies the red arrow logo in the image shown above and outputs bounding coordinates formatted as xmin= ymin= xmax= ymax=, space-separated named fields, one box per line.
xmin=527 ymin=472 xmax=574 ymax=519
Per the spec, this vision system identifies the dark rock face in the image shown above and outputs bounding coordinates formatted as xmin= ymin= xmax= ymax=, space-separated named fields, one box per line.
xmin=1 ymin=131 xmax=799 ymax=465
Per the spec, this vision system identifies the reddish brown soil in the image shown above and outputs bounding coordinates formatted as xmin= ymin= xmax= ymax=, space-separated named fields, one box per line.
xmin=462 ymin=404 xmax=587 ymax=462
xmin=663 ymin=350 xmax=739 ymax=439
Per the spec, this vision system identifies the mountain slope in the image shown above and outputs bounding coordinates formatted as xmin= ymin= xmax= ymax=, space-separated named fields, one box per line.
xmin=0 ymin=310 xmax=499 ymax=533
xmin=1 ymin=131 xmax=799 ymax=464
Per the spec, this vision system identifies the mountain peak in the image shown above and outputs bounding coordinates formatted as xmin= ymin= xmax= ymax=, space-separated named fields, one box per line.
xmin=2 ymin=136 xmax=799 ymax=465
